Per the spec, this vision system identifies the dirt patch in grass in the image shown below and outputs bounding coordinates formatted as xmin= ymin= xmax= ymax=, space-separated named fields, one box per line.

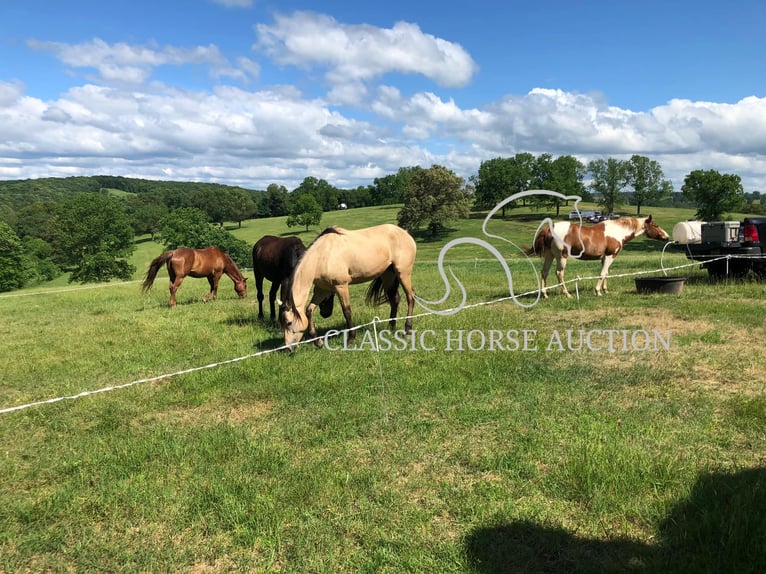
xmin=144 ymin=400 xmax=274 ymax=427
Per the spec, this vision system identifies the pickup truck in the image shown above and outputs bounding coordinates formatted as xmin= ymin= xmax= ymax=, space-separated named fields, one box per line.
xmin=672 ymin=217 xmax=766 ymax=278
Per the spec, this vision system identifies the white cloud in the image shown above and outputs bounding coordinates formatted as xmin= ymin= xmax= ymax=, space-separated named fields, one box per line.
xmin=6 ymin=13 xmax=766 ymax=193
xmin=254 ymin=12 xmax=478 ymax=90
xmin=26 ymin=38 xmax=253 ymax=86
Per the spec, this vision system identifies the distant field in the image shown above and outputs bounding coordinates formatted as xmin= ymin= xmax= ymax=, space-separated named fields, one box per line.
xmin=1 ymin=203 xmax=764 ymax=572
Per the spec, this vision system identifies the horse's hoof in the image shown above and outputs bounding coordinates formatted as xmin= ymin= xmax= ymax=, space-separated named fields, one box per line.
xmin=313 ymin=338 xmax=324 ymax=349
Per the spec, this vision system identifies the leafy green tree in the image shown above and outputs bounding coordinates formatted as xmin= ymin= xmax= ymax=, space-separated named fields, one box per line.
xmin=14 ymin=201 xmax=59 ymax=242
xmin=292 ymin=177 xmax=339 ymax=211
xmin=124 ymin=195 xmax=167 ymax=240
xmin=0 ymin=221 xmax=25 ymax=291
xmin=624 ymin=155 xmax=673 ymax=215
xmin=158 ymin=207 xmax=250 ymax=267
xmin=371 ymin=167 xmax=418 ymax=206
xmin=530 ymin=154 xmax=587 ymax=216
xmin=261 ymin=184 xmax=290 ymax=217
xmin=473 ymin=153 xmax=536 ymax=216
xmin=50 ymin=193 xmax=136 ymax=283
xmin=287 ymin=194 xmax=323 ymax=231
xmin=588 ymin=158 xmax=627 ymax=214
xmin=397 ymin=165 xmax=471 ymax=236
xmin=21 ymin=236 xmax=61 ymax=285
xmin=682 ymin=169 xmax=745 ymax=220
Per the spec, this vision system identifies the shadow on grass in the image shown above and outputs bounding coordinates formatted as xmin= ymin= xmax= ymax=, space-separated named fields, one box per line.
xmin=464 ymin=467 xmax=766 ymax=574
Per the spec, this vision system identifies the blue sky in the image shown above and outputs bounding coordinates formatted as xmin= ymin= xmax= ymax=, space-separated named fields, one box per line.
xmin=2 ymin=0 xmax=766 ymax=192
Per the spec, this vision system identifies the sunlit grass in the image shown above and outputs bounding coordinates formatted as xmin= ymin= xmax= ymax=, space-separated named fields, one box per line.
xmin=1 ymin=206 xmax=765 ymax=572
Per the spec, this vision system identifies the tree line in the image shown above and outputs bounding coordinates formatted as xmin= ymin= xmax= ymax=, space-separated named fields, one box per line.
xmin=0 ymin=155 xmax=762 ymax=292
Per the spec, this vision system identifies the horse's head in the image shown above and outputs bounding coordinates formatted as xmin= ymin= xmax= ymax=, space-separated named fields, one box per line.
xmin=643 ymin=215 xmax=670 ymax=241
xmin=278 ymin=298 xmax=308 ymax=349
xmin=234 ymin=277 xmax=248 ymax=298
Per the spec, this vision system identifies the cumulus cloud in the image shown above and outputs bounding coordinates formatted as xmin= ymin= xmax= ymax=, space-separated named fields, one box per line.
xmin=26 ymin=38 xmax=257 ymax=86
xmin=254 ymin=11 xmax=478 ymax=93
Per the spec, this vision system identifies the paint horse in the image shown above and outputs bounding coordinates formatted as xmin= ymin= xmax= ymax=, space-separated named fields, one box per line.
xmin=279 ymin=224 xmax=417 ymax=349
xmin=142 ymin=246 xmax=247 ymax=307
xmin=531 ymin=215 xmax=669 ymax=298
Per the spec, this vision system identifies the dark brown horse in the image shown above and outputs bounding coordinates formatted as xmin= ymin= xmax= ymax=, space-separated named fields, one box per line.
xmin=252 ymin=235 xmax=307 ymax=321
xmin=253 ymin=235 xmax=336 ymax=322
xmin=142 ymin=246 xmax=247 ymax=307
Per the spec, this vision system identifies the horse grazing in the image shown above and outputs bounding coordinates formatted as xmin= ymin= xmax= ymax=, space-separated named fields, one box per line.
xmin=279 ymin=224 xmax=417 ymax=349
xmin=142 ymin=246 xmax=247 ymax=307
xmin=252 ymin=235 xmax=307 ymax=321
xmin=531 ymin=215 xmax=669 ymax=298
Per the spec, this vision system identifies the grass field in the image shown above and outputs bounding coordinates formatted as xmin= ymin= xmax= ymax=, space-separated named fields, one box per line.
xmin=1 ymin=204 xmax=765 ymax=572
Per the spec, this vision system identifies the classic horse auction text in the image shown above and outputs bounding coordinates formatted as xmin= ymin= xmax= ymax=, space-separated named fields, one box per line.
xmin=324 ymin=328 xmax=672 ymax=353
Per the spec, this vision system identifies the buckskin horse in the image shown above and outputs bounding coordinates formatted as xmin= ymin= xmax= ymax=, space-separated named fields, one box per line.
xmin=279 ymin=224 xmax=417 ymax=349
xmin=142 ymin=246 xmax=247 ymax=307
xmin=530 ymin=215 xmax=669 ymax=298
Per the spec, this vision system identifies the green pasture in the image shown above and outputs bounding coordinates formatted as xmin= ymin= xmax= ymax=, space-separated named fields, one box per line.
xmin=1 ymin=204 xmax=765 ymax=572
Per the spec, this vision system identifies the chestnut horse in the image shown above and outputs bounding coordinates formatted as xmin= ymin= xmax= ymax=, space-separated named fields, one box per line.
xmin=531 ymin=215 xmax=669 ymax=298
xmin=279 ymin=224 xmax=416 ymax=349
xmin=142 ymin=246 xmax=247 ymax=307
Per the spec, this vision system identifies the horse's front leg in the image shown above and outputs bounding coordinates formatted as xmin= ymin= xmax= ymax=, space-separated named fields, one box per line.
xmin=556 ymin=255 xmax=572 ymax=298
xmin=268 ymin=281 xmax=280 ymax=322
xmin=334 ymin=285 xmax=355 ymax=343
xmin=255 ymin=274 xmax=265 ymax=319
xmin=595 ymin=255 xmax=615 ymax=295
xmin=305 ymin=301 xmax=321 ymax=347
xmin=204 ymin=273 xmax=221 ymax=303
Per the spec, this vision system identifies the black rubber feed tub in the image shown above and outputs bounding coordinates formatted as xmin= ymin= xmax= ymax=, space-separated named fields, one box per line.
xmin=635 ymin=276 xmax=687 ymax=294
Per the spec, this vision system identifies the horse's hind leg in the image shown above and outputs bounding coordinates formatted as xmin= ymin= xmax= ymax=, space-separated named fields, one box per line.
xmin=540 ymin=252 xmax=553 ymax=299
xmin=396 ymin=270 xmax=416 ymax=333
xmin=168 ymin=270 xmax=182 ymax=307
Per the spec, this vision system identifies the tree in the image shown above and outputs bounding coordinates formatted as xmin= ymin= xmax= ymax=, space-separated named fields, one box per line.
xmin=588 ymin=158 xmax=627 ymax=214
xmin=530 ymin=154 xmax=586 ymax=216
xmin=158 ymin=207 xmax=250 ymax=267
xmin=50 ymin=193 xmax=136 ymax=283
xmin=292 ymin=177 xmax=339 ymax=211
xmin=624 ymin=155 xmax=673 ymax=215
xmin=397 ymin=165 xmax=472 ymax=236
xmin=682 ymin=169 xmax=745 ymax=220
xmin=287 ymin=194 xmax=323 ymax=231
xmin=473 ymin=153 xmax=536 ymax=216
xmin=371 ymin=168 xmax=418 ymax=205
xmin=0 ymin=221 xmax=25 ymax=291
xmin=261 ymin=184 xmax=290 ymax=217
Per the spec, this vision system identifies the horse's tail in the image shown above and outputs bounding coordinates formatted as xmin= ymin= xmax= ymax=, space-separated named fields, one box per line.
xmin=525 ymin=228 xmax=551 ymax=256
xmin=142 ymin=251 xmax=173 ymax=293
xmin=365 ymin=267 xmax=398 ymax=306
